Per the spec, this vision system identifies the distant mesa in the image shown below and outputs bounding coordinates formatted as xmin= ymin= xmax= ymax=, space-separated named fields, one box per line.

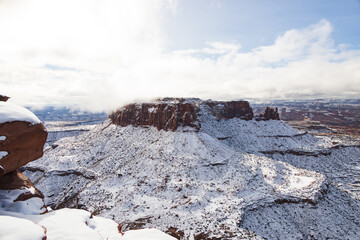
xmin=256 ymin=106 xmax=280 ymax=121
xmin=109 ymin=98 xmax=280 ymax=131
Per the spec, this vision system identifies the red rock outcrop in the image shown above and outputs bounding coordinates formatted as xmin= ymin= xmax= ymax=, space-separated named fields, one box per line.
xmin=0 ymin=95 xmax=10 ymax=102
xmin=0 ymin=97 xmax=48 ymax=214
xmin=0 ymin=98 xmax=48 ymax=175
xmin=0 ymin=121 xmax=47 ymax=175
xmin=203 ymin=100 xmax=253 ymax=120
xmin=110 ymin=98 xmax=200 ymax=131
xmin=110 ymin=98 xmax=255 ymax=131
xmin=0 ymin=170 xmax=45 ymax=200
xmin=0 ymin=170 xmax=47 ymax=214
xmin=256 ymin=107 xmax=280 ymax=120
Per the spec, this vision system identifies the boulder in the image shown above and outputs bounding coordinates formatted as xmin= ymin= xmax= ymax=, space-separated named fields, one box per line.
xmin=0 ymin=101 xmax=47 ymax=175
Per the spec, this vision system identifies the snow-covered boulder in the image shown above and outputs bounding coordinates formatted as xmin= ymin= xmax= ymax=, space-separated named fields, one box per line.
xmin=0 ymin=101 xmax=47 ymax=175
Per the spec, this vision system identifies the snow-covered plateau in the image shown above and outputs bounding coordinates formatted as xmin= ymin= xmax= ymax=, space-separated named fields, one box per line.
xmin=22 ymin=105 xmax=360 ymax=239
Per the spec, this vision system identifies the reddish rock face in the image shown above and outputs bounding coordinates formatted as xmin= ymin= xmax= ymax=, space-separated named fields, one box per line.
xmin=0 ymin=121 xmax=48 ymax=175
xmin=0 ymin=170 xmax=44 ymax=197
xmin=110 ymin=100 xmax=200 ymax=132
xmin=109 ymin=98 xmax=256 ymax=131
xmin=256 ymin=107 xmax=280 ymax=120
xmin=0 ymin=95 xmax=10 ymax=102
xmin=203 ymin=100 xmax=254 ymax=120
xmin=0 ymin=170 xmax=47 ymax=213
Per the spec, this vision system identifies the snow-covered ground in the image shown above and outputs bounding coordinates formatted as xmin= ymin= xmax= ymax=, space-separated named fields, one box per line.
xmin=0 ymin=186 xmax=175 ymax=240
xmin=44 ymin=121 xmax=99 ymax=147
xmin=22 ymin=107 xmax=360 ymax=239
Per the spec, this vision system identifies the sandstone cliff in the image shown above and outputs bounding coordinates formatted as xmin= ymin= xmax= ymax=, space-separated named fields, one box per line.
xmin=255 ymin=106 xmax=280 ymax=120
xmin=110 ymin=98 xmax=200 ymax=131
xmin=109 ymin=98 xmax=259 ymax=131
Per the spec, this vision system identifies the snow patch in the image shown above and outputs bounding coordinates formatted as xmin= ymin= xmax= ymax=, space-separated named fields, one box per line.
xmin=0 ymin=188 xmax=46 ymax=215
xmin=0 ymin=215 xmax=45 ymax=240
xmin=148 ymin=107 xmax=156 ymax=113
xmin=122 ymin=229 xmax=176 ymax=240
xmin=0 ymin=151 xmax=8 ymax=159
xmin=0 ymin=207 xmax=174 ymax=240
xmin=0 ymin=136 xmax=6 ymax=140
xmin=0 ymin=102 xmax=40 ymax=125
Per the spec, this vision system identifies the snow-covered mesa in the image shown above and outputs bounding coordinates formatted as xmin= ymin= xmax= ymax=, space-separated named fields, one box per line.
xmin=22 ymin=102 xmax=360 ymax=239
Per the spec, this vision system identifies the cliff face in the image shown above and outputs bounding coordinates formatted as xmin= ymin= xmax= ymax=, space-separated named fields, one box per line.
xmin=202 ymin=100 xmax=253 ymax=121
xmin=109 ymin=98 xmax=256 ymax=131
xmin=256 ymin=107 xmax=280 ymax=120
xmin=110 ymin=99 xmax=199 ymax=131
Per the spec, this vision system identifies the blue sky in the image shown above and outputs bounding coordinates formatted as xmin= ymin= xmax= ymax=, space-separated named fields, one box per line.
xmin=0 ymin=0 xmax=359 ymax=112
xmin=165 ymin=0 xmax=360 ymax=51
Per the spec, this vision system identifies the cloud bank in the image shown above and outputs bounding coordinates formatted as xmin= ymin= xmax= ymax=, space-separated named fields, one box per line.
xmin=0 ymin=1 xmax=359 ymax=112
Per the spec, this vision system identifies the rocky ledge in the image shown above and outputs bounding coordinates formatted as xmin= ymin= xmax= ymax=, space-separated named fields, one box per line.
xmin=0 ymin=97 xmax=175 ymax=240
xmin=110 ymin=98 xmax=279 ymax=131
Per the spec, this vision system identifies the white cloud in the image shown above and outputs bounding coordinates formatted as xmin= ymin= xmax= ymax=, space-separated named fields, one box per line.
xmin=0 ymin=1 xmax=359 ymax=113
xmin=210 ymin=0 xmax=222 ymax=9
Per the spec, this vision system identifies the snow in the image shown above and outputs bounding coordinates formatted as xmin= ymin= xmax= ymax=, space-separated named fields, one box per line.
xmin=0 ymin=207 xmax=174 ymax=240
xmin=0 ymin=136 xmax=6 ymax=140
xmin=0 ymin=188 xmax=46 ymax=215
xmin=0 ymin=215 xmax=45 ymax=240
xmin=0 ymin=188 xmax=174 ymax=240
xmin=24 ymin=119 xmax=332 ymax=238
xmin=19 ymin=104 xmax=360 ymax=239
xmin=0 ymin=101 xmax=40 ymax=125
xmin=0 ymin=151 xmax=8 ymax=159
xmin=122 ymin=229 xmax=175 ymax=240
xmin=148 ymin=107 xmax=156 ymax=113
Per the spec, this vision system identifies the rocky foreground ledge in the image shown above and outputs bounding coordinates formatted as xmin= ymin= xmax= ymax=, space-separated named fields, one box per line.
xmin=109 ymin=98 xmax=279 ymax=131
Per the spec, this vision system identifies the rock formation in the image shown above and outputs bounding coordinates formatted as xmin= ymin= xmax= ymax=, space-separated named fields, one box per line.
xmin=255 ymin=106 xmax=280 ymax=120
xmin=0 ymin=95 xmax=10 ymax=102
xmin=0 ymin=100 xmax=47 ymax=175
xmin=0 ymin=170 xmax=48 ymax=214
xmin=109 ymin=98 xmax=257 ymax=131
xmin=0 ymin=97 xmax=48 ymax=213
xmin=110 ymin=98 xmax=200 ymax=131
xmin=202 ymin=100 xmax=253 ymax=121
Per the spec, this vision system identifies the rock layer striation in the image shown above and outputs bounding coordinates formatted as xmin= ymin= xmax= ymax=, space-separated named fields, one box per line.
xmin=110 ymin=98 xmax=259 ymax=131
xmin=110 ymin=98 xmax=200 ymax=131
